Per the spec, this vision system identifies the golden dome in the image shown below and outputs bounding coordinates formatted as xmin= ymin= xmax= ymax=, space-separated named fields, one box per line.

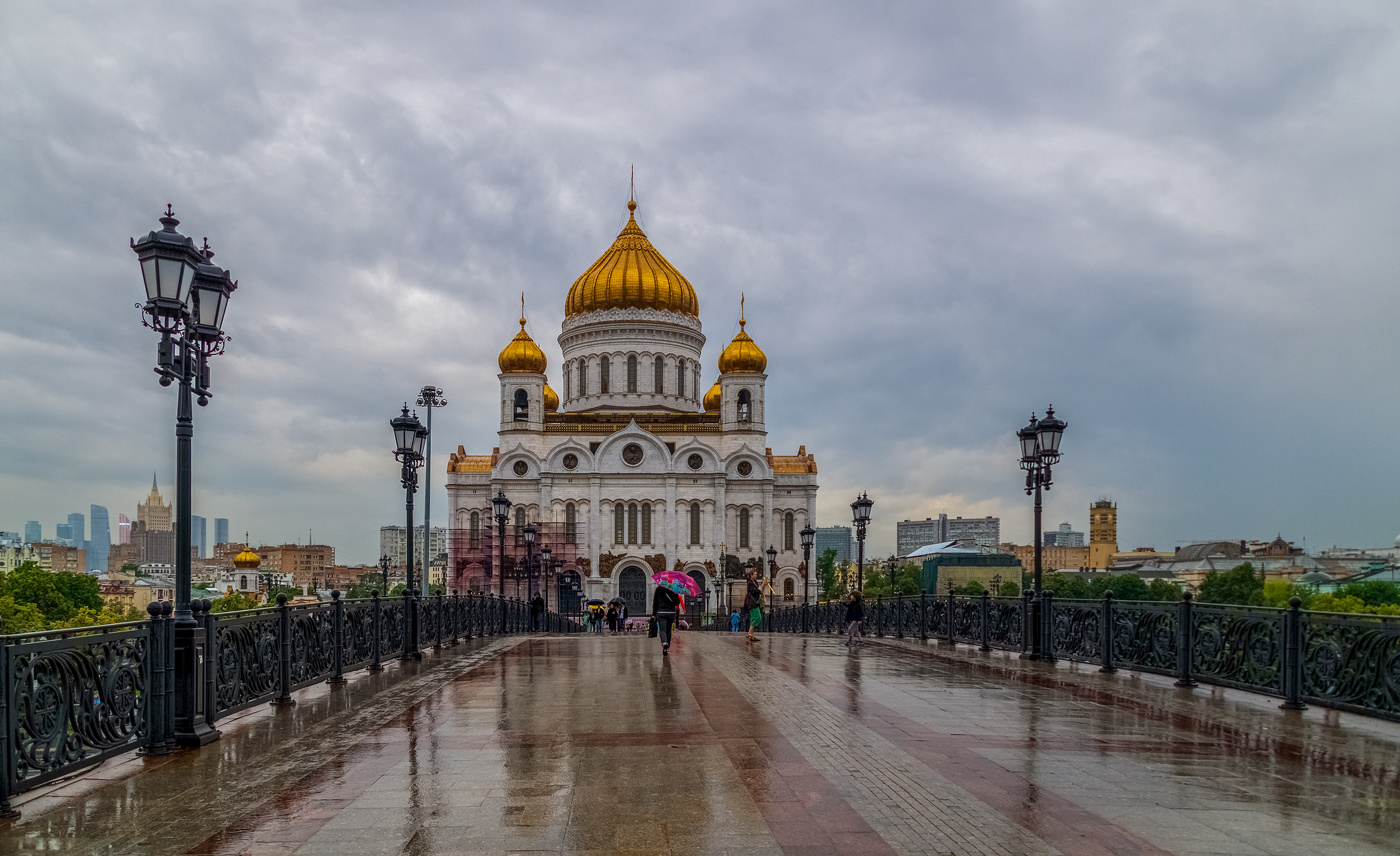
xmin=703 ymin=381 xmax=722 ymax=413
xmin=498 ymin=318 xmax=547 ymax=373
xmin=718 ymin=318 xmax=767 ymax=374
xmin=543 ymin=383 xmax=559 ymax=412
xmin=564 ymin=201 xmax=699 ymax=319
xmin=233 ymin=545 xmax=260 ymax=569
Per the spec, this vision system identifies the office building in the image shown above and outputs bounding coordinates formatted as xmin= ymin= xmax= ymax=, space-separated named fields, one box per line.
xmin=67 ymin=512 xmax=85 ymax=549
xmin=897 ymin=514 xmax=1001 ymax=553
xmin=118 ymin=514 xmax=131 ymax=544
xmin=37 ymin=543 xmax=86 ymax=574
xmin=1043 ymin=521 xmax=1084 ymax=548
xmin=192 ymin=515 xmax=207 ymax=559
xmin=1089 ymin=499 xmax=1119 ymax=569
xmin=135 ymin=476 xmax=176 ymax=565
xmin=256 ymin=544 xmax=336 ymax=590
xmin=90 ymin=505 xmax=110 ymax=574
xmin=814 ymin=526 xmax=852 ymax=565
xmin=380 ymin=526 xmax=448 ymax=571
xmin=24 ymin=521 xmax=41 ymax=543
xmin=215 ymin=518 xmax=230 ymax=547
xmin=55 ymin=523 xmax=74 ymax=544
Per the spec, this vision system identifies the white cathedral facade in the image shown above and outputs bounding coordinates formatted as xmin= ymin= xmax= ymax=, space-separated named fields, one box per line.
xmin=445 ymin=199 xmax=819 ymax=616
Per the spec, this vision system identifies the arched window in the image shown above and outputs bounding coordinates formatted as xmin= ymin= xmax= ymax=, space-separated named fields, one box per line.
xmin=784 ymin=512 xmax=794 ymax=551
xmin=580 ymin=361 xmax=588 ymax=395
xmin=514 ymin=388 xmax=529 ymax=421
xmin=654 ymin=356 xmax=664 ymax=393
xmin=240 ymin=575 xmax=248 ymax=590
xmin=737 ymin=389 xmax=751 ymax=422
xmin=600 ymin=356 xmax=610 ymax=393
xmin=739 ymin=507 xmax=750 ymax=548
xmin=515 ymin=507 xmax=526 ymax=545
xmin=627 ymin=355 xmax=638 ymax=392
xmin=693 ymin=366 xmax=699 ymax=400
xmin=614 ymin=504 xmax=624 ymax=544
xmin=564 ymin=362 xmax=571 ymax=399
xmin=627 ymin=503 xmax=639 ymax=544
xmin=689 ymin=503 xmax=701 ymax=546
xmin=784 ymin=578 xmax=795 ymax=601
xmin=470 ymin=511 xmax=480 ymax=549
xmin=565 ymin=503 xmax=577 ymax=545
xmin=641 ymin=503 xmax=651 ymax=544
xmin=677 ymin=359 xmax=686 ymax=398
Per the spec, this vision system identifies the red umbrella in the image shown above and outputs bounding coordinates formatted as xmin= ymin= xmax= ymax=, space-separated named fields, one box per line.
xmin=652 ymin=570 xmax=701 ymax=597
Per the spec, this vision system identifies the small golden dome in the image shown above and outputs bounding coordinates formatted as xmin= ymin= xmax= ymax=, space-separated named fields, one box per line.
xmin=718 ymin=318 xmax=767 ymax=374
xmin=498 ymin=318 xmax=547 ymax=373
xmin=703 ymin=381 xmax=722 ymax=413
xmin=233 ymin=546 xmax=260 ymax=569
xmin=564 ymin=201 xmax=699 ymax=319
xmin=543 ymin=383 xmax=559 ymax=412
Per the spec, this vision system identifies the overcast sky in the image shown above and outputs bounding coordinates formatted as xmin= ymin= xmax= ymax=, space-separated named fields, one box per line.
xmin=2 ymin=1 xmax=1398 ymax=564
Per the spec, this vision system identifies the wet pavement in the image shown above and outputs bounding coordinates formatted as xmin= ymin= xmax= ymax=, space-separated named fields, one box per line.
xmin=5 ymin=632 xmax=1400 ymax=855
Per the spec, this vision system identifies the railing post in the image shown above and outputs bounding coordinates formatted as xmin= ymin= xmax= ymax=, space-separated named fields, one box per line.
xmin=328 ymin=591 xmax=346 ymax=686
xmin=0 ymin=620 xmax=16 ymax=820
xmin=919 ymin=589 xmax=928 ymax=640
xmin=449 ymin=591 xmax=460 ymax=645
xmin=946 ymin=589 xmax=956 ymax=644
xmin=1099 ymin=591 xmax=1116 ymax=674
xmin=401 ymin=590 xmax=420 ymax=661
xmin=1040 ymin=591 xmax=1056 ymax=662
xmin=435 ymin=593 xmax=444 ymax=649
xmin=368 ymin=591 xmax=383 ymax=672
xmin=272 ymin=594 xmax=295 ymax=707
xmin=1281 ymin=597 xmax=1307 ymax=711
xmin=201 ymin=599 xmax=218 ymax=728
xmin=142 ymin=601 xmax=171 ymax=755
xmin=1022 ymin=590 xmax=1034 ymax=654
xmin=980 ymin=591 xmax=992 ymax=651
xmin=1174 ymin=592 xmax=1196 ymax=688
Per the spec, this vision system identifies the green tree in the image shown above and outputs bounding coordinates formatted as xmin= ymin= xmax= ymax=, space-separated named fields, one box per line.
xmin=816 ymin=549 xmax=840 ymax=600
xmin=344 ymin=572 xmax=387 ymax=600
xmin=0 ymin=595 xmax=48 ymax=634
xmin=210 ymin=591 xmax=259 ymax=613
xmin=52 ymin=571 xmax=104 ymax=612
xmin=893 ymin=563 xmax=922 ymax=597
xmin=954 ymin=580 xmax=986 ymax=596
xmin=1145 ymin=579 xmax=1182 ymax=602
xmin=998 ymin=579 xmax=1020 ymax=598
xmin=0 ymin=562 xmax=75 ymax=621
xmin=1335 ymin=581 xmax=1400 ymax=608
xmin=1197 ymin=563 xmax=1263 ymax=605
xmin=49 ymin=606 xmax=138 ymax=630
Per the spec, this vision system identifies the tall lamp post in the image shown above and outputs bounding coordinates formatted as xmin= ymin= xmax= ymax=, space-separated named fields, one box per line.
xmin=800 ymin=524 xmax=815 ymax=606
xmin=1017 ymin=405 xmax=1067 ymax=660
xmin=416 ymin=386 xmax=446 ymax=598
xmin=391 ymin=406 xmax=426 ymax=660
xmin=380 ymin=553 xmax=390 ymax=595
xmin=132 ymin=206 xmax=236 ymax=747
xmin=886 ymin=555 xmax=898 ymax=592
xmin=766 ymin=545 xmax=778 ymax=622
xmin=719 ymin=542 xmax=727 ymax=619
xmin=492 ymin=490 xmax=512 ymax=600
xmin=522 ymin=521 xmax=537 ymax=601
xmin=851 ymin=492 xmax=873 ymax=592
xmin=540 ymin=544 xmax=553 ymax=611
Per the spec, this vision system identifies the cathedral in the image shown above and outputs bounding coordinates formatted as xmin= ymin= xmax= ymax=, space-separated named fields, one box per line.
xmin=445 ymin=198 xmax=819 ymax=616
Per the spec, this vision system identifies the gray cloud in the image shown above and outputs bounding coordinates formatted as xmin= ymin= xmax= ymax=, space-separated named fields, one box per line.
xmin=2 ymin=1 xmax=1397 ymax=562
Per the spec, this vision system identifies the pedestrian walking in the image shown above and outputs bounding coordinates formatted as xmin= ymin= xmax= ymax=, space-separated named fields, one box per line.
xmin=744 ymin=569 xmax=764 ymax=642
xmin=730 ymin=610 xmax=741 ymax=633
xmin=606 ymin=603 xmax=619 ymax=634
xmin=652 ymin=583 xmax=681 ymax=656
xmin=530 ymin=594 xmax=545 ymax=631
xmin=844 ymin=591 xmax=864 ymax=648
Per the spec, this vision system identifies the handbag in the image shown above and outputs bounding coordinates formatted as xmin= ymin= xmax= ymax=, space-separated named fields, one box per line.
xmin=648 ymin=618 xmax=658 ymax=638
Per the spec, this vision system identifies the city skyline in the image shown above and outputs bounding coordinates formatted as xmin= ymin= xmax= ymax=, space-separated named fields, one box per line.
xmin=2 ymin=4 xmax=1398 ymax=563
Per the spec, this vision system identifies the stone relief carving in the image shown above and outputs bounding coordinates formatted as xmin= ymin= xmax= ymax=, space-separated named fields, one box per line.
xmin=598 ymin=553 xmax=621 ymax=579
xmin=643 ymin=554 xmax=667 ymax=575
xmin=577 ymin=558 xmax=592 ymax=577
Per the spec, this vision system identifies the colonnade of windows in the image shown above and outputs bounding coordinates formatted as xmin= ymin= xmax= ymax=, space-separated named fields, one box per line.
xmin=563 ymin=354 xmax=701 ymax=401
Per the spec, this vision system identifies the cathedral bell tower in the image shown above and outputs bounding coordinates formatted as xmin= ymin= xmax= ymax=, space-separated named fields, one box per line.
xmin=497 ymin=312 xmax=556 ymax=433
xmin=715 ymin=306 xmax=767 ymax=434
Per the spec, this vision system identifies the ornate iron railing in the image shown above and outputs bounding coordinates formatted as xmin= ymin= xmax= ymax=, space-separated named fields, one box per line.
xmin=1 ymin=590 xmax=580 ymax=817
xmin=764 ymin=591 xmax=1400 ymax=723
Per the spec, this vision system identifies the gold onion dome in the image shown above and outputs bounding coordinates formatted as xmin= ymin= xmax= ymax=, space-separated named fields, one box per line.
xmin=498 ymin=317 xmax=547 ymax=373
xmin=564 ymin=200 xmax=699 ymax=319
xmin=233 ymin=545 xmax=260 ymax=569
xmin=703 ymin=381 xmax=722 ymax=413
xmin=543 ymin=383 xmax=559 ymax=412
xmin=718 ymin=318 xmax=767 ymax=374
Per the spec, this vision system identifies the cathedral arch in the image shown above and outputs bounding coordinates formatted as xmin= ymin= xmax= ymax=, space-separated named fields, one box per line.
xmin=677 ymin=358 xmax=686 ymax=398
xmin=600 ymin=355 xmax=610 ymax=393
xmin=513 ymin=388 xmax=529 ymax=421
xmin=739 ymin=507 xmax=751 ymax=548
xmin=783 ymin=512 xmax=794 ymax=551
xmin=470 ymin=511 xmax=481 ymax=549
xmin=737 ymin=388 xmax=751 ymax=422
xmin=654 ymin=355 xmax=664 ymax=393
xmin=565 ymin=503 xmax=577 ymax=544
xmin=627 ymin=354 xmax=638 ymax=393
xmin=579 ymin=361 xmax=588 ymax=396
xmin=614 ymin=503 xmax=625 ymax=545
xmin=689 ymin=503 xmax=701 ymax=546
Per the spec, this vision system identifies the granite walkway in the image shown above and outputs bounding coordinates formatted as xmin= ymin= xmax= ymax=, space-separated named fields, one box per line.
xmin=4 ymin=632 xmax=1400 ymax=855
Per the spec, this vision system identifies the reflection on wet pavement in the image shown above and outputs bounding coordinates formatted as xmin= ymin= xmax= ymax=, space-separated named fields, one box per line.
xmin=4 ymin=632 xmax=1400 ymax=854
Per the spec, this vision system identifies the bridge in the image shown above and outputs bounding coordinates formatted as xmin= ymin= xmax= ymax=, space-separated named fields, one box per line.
xmin=2 ymin=593 xmax=1400 ymax=854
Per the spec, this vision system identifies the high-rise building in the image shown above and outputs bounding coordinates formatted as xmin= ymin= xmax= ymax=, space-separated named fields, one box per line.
xmin=379 ymin=526 xmax=447 ymax=571
xmin=897 ymin=514 xmax=1001 ymax=552
xmin=135 ymin=476 xmax=176 ymax=565
xmin=24 ymin=521 xmax=41 ymax=543
xmin=67 ymin=512 xmax=85 ymax=549
xmin=814 ymin=526 xmax=852 ymax=565
xmin=1089 ymin=499 xmax=1118 ymax=569
xmin=215 ymin=518 xmax=229 ymax=546
xmin=55 ymin=523 xmax=73 ymax=543
xmin=192 ymin=515 xmax=207 ymax=559
xmin=1043 ymin=521 xmax=1084 ymax=548
xmin=118 ymin=514 xmax=131 ymax=544
xmin=90 ymin=505 xmax=110 ymax=574
xmin=947 ymin=516 xmax=1000 ymax=548
xmin=138 ymin=475 xmax=173 ymax=532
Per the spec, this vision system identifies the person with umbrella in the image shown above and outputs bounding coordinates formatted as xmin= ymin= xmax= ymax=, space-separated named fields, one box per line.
xmin=650 ymin=571 xmax=700 ymax=656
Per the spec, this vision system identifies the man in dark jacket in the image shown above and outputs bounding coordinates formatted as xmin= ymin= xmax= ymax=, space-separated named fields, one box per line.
xmin=652 ymin=584 xmax=681 ymax=655
xmin=530 ymin=594 xmax=545 ymax=631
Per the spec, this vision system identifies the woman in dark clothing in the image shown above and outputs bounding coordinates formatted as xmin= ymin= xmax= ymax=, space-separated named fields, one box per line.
xmin=744 ymin=570 xmax=764 ymax=642
xmin=606 ymin=603 xmax=619 ymax=634
xmin=652 ymin=584 xmax=681 ymax=655
xmin=844 ymin=591 xmax=865 ymax=648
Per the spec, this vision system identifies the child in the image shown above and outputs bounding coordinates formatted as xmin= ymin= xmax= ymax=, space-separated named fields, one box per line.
xmin=730 ymin=610 xmax=741 ymax=633
xmin=844 ymin=591 xmax=864 ymax=648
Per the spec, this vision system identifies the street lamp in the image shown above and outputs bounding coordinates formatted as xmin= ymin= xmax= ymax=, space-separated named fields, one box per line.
xmin=540 ymin=544 xmax=553 ymax=611
xmin=492 ymin=490 xmax=512 ymax=601
xmin=131 ymin=206 xmax=236 ymax=748
xmin=886 ymin=555 xmax=898 ymax=592
xmin=416 ymin=386 xmax=446 ymax=598
xmin=380 ymin=554 xmax=390 ymax=595
xmin=851 ymin=491 xmax=873 ymax=592
xmin=1018 ymin=404 xmax=1067 ymax=660
xmin=522 ymin=521 xmax=537 ymax=602
xmin=391 ymin=405 xmax=426 ymax=660
xmin=799 ymin=523 xmax=815 ymax=607
xmin=719 ymin=542 xmax=728 ymax=620
xmin=767 ymin=544 xmax=778 ymax=618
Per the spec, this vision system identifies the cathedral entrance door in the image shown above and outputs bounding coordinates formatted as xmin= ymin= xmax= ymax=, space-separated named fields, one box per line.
xmin=618 ymin=567 xmax=648 ymax=616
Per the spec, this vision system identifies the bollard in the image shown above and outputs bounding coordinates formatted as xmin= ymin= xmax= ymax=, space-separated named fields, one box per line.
xmin=271 ymin=594 xmax=296 ymax=707
xmin=1280 ymin=597 xmax=1307 ymax=711
xmin=1040 ymin=591 xmax=1056 ymax=663
xmin=200 ymin=599 xmax=219 ymax=727
xmin=1022 ymin=589 xmax=1034 ymax=655
xmin=328 ymin=591 xmax=346 ymax=686
xmin=980 ymin=591 xmax=992 ymax=652
xmin=449 ymin=591 xmax=460 ymax=645
xmin=1174 ymin=592 xmax=1196 ymax=688
xmin=368 ymin=591 xmax=383 ymax=672
xmin=435 ymin=592 xmax=445 ymax=649
xmin=141 ymin=601 xmax=172 ymax=755
xmin=160 ymin=600 xmax=175 ymax=747
xmin=1099 ymin=591 xmax=1116 ymax=673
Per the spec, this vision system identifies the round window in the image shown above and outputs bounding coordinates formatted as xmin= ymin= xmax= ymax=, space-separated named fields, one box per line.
xmin=687 ymin=453 xmax=703 ymax=470
xmin=622 ymin=443 xmax=644 ymax=466
xmin=513 ymin=460 xmax=528 ymax=476
xmin=737 ymin=460 xmax=752 ymax=477
xmin=562 ymin=453 xmax=578 ymax=470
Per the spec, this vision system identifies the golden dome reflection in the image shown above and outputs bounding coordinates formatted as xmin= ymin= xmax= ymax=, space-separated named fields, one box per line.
xmin=564 ymin=201 xmax=699 ymax=319
xmin=718 ymin=318 xmax=767 ymax=374
xmin=498 ymin=317 xmax=548 ymax=374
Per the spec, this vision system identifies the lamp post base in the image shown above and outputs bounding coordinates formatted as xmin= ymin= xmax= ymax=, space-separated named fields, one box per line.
xmin=173 ymin=625 xmax=221 ymax=747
